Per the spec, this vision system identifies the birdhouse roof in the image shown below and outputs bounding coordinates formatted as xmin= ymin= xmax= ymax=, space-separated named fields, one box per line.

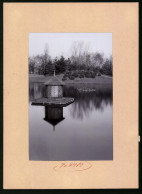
xmin=44 ymin=76 xmax=65 ymax=86
xmin=44 ymin=118 xmax=65 ymax=126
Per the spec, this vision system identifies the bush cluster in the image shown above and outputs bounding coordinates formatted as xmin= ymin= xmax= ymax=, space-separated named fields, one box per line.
xmin=62 ymin=70 xmax=97 ymax=81
xmin=29 ymin=54 xmax=112 ymax=77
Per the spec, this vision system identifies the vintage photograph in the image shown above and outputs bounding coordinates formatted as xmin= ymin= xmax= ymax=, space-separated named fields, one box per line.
xmin=29 ymin=33 xmax=113 ymax=161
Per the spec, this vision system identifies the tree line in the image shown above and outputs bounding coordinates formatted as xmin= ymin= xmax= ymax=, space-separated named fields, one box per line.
xmin=29 ymin=42 xmax=112 ymax=80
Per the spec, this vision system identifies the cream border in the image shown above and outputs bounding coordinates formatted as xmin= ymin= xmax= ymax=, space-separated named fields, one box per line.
xmin=4 ymin=3 xmax=138 ymax=189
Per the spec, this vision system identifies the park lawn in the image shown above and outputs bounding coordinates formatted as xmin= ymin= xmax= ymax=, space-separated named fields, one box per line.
xmin=29 ymin=74 xmax=112 ymax=84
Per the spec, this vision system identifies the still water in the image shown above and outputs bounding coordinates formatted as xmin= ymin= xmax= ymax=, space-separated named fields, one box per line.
xmin=29 ymin=83 xmax=113 ymax=161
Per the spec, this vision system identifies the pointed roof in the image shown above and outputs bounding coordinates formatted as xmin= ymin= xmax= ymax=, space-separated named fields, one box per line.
xmin=44 ymin=76 xmax=65 ymax=86
xmin=44 ymin=118 xmax=65 ymax=126
xmin=43 ymin=118 xmax=65 ymax=131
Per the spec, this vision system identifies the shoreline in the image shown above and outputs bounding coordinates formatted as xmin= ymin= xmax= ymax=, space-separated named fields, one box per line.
xmin=29 ymin=74 xmax=112 ymax=85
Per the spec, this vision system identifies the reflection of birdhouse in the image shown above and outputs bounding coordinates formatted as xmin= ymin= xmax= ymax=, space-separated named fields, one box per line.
xmin=45 ymin=107 xmax=63 ymax=120
xmin=44 ymin=75 xmax=65 ymax=98
xmin=44 ymin=106 xmax=65 ymax=131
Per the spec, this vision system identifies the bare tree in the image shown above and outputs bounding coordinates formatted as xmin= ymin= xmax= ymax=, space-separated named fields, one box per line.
xmin=92 ymin=52 xmax=104 ymax=71
xmin=44 ymin=43 xmax=50 ymax=63
xmin=70 ymin=41 xmax=84 ymax=59
xmin=70 ymin=41 xmax=91 ymax=66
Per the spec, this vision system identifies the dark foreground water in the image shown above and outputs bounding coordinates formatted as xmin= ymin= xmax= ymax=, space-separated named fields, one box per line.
xmin=29 ymin=83 xmax=113 ymax=161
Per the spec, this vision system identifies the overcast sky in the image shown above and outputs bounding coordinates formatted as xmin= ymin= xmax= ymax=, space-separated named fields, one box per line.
xmin=29 ymin=33 xmax=112 ymax=58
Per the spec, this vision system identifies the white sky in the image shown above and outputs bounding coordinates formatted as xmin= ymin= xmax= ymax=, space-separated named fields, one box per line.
xmin=29 ymin=33 xmax=112 ymax=58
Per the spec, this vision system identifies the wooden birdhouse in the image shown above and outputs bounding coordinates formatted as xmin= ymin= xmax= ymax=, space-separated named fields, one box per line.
xmin=32 ymin=71 xmax=74 ymax=109
xmin=44 ymin=73 xmax=65 ymax=98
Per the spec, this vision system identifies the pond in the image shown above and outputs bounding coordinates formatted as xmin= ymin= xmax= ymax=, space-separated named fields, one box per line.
xmin=29 ymin=83 xmax=113 ymax=161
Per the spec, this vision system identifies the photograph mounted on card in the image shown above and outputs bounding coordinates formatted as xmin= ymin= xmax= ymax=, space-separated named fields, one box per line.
xmin=29 ymin=33 xmax=113 ymax=161
xmin=4 ymin=3 xmax=138 ymax=189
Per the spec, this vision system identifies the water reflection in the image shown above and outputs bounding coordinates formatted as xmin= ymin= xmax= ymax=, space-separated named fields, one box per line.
xmin=29 ymin=83 xmax=112 ymax=120
xmin=44 ymin=106 xmax=65 ymax=131
xmin=29 ymin=83 xmax=45 ymax=100
xmin=29 ymin=83 xmax=113 ymax=161
xmin=64 ymin=85 xmax=112 ymax=120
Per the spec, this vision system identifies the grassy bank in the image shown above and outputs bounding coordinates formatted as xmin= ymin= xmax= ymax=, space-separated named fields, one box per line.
xmin=29 ymin=74 xmax=112 ymax=84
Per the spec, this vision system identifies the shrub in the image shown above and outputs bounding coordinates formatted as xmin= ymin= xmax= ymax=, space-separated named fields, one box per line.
xmin=62 ymin=77 xmax=67 ymax=81
xmin=79 ymin=74 xmax=84 ymax=78
xmin=70 ymin=71 xmax=74 ymax=75
xmin=91 ymin=72 xmax=96 ymax=78
xmin=66 ymin=70 xmax=70 ymax=74
xmin=73 ymin=71 xmax=78 ymax=77
xmin=93 ymin=68 xmax=97 ymax=73
xmin=97 ymin=72 xmax=101 ymax=76
xmin=81 ymin=70 xmax=85 ymax=75
xmin=89 ymin=66 xmax=93 ymax=71
xmin=65 ymin=71 xmax=70 ymax=76
xmin=85 ymin=72 xmax=91 ymax=78
xmin=69 ymin=75 xmax=75 ymax=80
xmin=63 ymin=74 xmax=68 ymax=78
xmin=85 ymin=74 xmax=89 ymax=78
